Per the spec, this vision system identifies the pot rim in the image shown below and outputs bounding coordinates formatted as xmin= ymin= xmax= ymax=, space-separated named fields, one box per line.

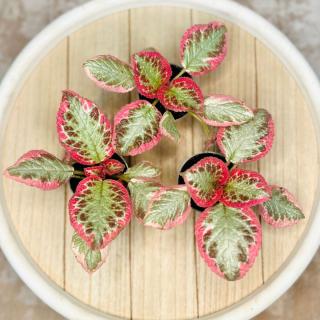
xmin=0 ymin=1 xmax=320 ymax=320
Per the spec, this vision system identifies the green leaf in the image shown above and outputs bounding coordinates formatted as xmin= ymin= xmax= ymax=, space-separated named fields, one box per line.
xmin=157 ymin=77 xmax=204 ymax=112
xmin=128 ymin=178 xmax=162 ymax=221
xmin=199 ymin=95 xmax=254 ymax=126
xmin=144 ymin=185 xmax=191 ymax=230
xmin=131 ymin=51 xmax=171 ymax=98
xmin=195 ymin=203 xmax=262 ymax=280
xmin=180 ymin=22 xmax=227 ymax=75
xmin=221 ymin=168 xmax=270 ymax=208
xmin=259 ymin=185 xmax=304 ymax=227
xmin=57 ymin=90 xmax=114 ymax=165
xmin=72 ymin=232 xmax=108 ymax=273
xmin=216 ymin=109 xmax=274 ymax=163
xmin=121 ymin=161 xmax=160 ymax=181
xmin=83 ymin=55 xmax=135 ymax=93
xmin=4 ymin=150 xmax=74 ymax=190
xmin=69 ymin=177 xmax=132 ymax=249
xmin=113 ymin=100 xmax=162 ymax=156
xmin=182 ymin=156 xmax=229 ymax=208
xmin=160 ymin=111 xmax=180 ymax=142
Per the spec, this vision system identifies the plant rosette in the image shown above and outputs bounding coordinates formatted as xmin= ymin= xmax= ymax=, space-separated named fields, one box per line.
xmin=3 ymin=21 xmax=305 ymax=280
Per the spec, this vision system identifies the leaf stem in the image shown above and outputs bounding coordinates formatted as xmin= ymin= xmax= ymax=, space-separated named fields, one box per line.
xmin=172 ymin=68 xmax=187 ymax=81
xmin=73 ymin=170 xmax=85 ymax=176
xmin=152 ymin=99 xmax=159 ymax=106
xmin=188 ymin=111 xmax=210 ymax=136
xmin=117 ymin=174 xmax=130 ymax=182
xmin=72 ymin=174 xmax=85 ymax=179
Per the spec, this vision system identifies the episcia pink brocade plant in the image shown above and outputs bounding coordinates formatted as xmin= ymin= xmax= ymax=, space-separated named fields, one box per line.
xmin=3 ymin=21 xmax=305 ymax=280
xmin=82 ymin=21 xmax=256 ymax=143
xmin=3 ymin=89 xmax=169 ymax=272
xmin=129 ymin=107 xmax=305 ymax=281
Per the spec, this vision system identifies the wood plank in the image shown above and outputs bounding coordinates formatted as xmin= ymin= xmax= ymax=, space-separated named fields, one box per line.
xmin=1 ymin=40 xmax=68 ymax=287
xmin=129 ymin=7 xmax=198 ymax=320
xmin=256 ymin=40 xmax=318 ymax=280
xmin=65 ymin=12 xmax=131 ymax=318
xmin=191 ymin=12 xmax=264 ymax=316
xmin=1 ymin=6 xmax=318 ymax=320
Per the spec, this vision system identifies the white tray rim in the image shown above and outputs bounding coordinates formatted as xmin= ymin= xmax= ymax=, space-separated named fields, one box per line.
xmin=0 ymin=0 xmax=319 ymax=319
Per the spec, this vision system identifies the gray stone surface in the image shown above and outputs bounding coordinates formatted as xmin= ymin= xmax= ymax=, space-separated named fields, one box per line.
xmin=0 ymin=0 xmax=319 ymax=319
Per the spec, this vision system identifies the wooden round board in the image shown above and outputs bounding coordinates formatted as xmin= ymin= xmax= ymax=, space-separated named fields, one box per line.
xmin=0 ymin=3 xmax=319 ymax=320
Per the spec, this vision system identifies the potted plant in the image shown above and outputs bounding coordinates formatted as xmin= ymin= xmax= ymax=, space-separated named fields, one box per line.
xmin=3 ymin=20 xmax=304 ymax=280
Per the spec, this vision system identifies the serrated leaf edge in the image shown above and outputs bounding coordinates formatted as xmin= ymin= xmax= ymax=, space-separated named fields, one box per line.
xmin=220 ymin=168 xmax=270 ymax=208
xmin=216 ymin=108 xmax=275 ymax=163
xmin=199 ymin=94 xmax=254 ymax=127
xmin=83 ymin=55 xmax=135 ymax=93
xmin=195 ymin=205 xmax=262 ymax=280
xmin=144 ymin=185 xmax=191 ymax=230
xmin=180 ymin=21 xmax=227 ymax=76
xmin=258 ymin=185 xmax=304 ymax=228
xmin=3 ymin=150 xmax=73 ymax=190
xmin=69 ymin=177 xmax=132 ymax=249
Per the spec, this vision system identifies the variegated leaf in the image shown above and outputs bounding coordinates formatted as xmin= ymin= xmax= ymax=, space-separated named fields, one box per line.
xmin=69 ymin=177 xmax=132 ymax=249
xmin=128 ymin=178 xmax=162 ymax=221
xmin=216 ymin=109 xmax=274 ymax=163
xmin=4 ymin=150 xmax=74 ymax=190
xmin=84 ymin=165 xmax=105 ymax=178
xmin=103 ymin=159 xmax=125 ymax=176
xmin=144 ymin=185 xmax=191 ymax=230
xmin=72 ymin=232 xmax=108 ymax=273
xmin=180 ymin=22 xmax=227 ymax=75
xmin=221 ymin=168 xmax=270 ymax=208
xmin=196 ymin=203 xmax=262 ymax=280
xmin=157 ymin=77 xmax=203 ymax=112
xmin=113 ymin=100 xmax=162 ymax=156
xmin=182 ymin=156 xmax=229 ymax=208
xmin=160 ymin=111 xmax=180 ymax=142
xmin=199 ymin=95 xmax=254 ymax=126
xmin=57 ymin=90 xmax=114 ymax=165
xmin=83 ymin=55 xmax=135 ymax=93
xmin=259 ymin=185 xmax=304 ymax=227
xmin=131 ymin=51 xmax=172 ymax=98
xmin=121 ymin=161 xmax=160 ymax=181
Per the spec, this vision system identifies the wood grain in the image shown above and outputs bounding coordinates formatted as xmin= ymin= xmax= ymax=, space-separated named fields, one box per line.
xmin=65 ymin=11 xmax=131 ymax=318
xmin=2 ymin=40 xmax=67 ymax=287
xmin=1 ymin=7 xmax=318 ymax=320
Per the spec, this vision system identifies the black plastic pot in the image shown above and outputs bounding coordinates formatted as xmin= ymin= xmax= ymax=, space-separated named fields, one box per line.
xmin=178 ymin=152 xmax=231 ymax=212
xmin=69 ymin=153 xmax=128 ymax=193
xmin=138 ymin=64 xmax=191 ymax=120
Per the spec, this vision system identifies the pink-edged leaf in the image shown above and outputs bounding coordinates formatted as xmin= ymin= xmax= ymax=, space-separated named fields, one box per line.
xmin=216 ymin=109 xmax=274 ymax=164
xmin=128 ymin=178 xmax=162 ymax=222
xmin=121 ymin=161 xmax=161 ymax=182
xmin=84 ymin=165 xmax=105 ymax=178
xmin=69 ymin=177 xmax=132 ymax=249
xmin=57 ymin=90 xmax=114 ymax=165
xmin=4 ymin=150 xmax=74 ymax=190
xmin=182 ymin=156 xmax=229 ymax=208
xmin=131 ymin=51 xmax=171 ymax=98
xmin=72 ymin=232 xmax=108 ymax=273
xmin=144 ymin=185 xmax=191 ymax=230
xmin=180 ymin=22 xmax=227 ymax=75
xmin=221 ymin=168 xmax=270 ymax=208
xmin=195 ymin=203 xmax=262 ymax=280
xmin=103 ymin=159 xmax=125 ymax=176
xmin=160 ymin=111 xmax=180 ymax=142
xmin=258 ymin=185 xmax=304 ymax=227
xmin=198 ymin=95 xmax=254 ymax=127
xmin=157 ymin=77 xmax=204 ymax=112
xmin=113 ymin=100 xmax=162 ymax=156
xmin=83 ymin=55 xmax=135 ymax=93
